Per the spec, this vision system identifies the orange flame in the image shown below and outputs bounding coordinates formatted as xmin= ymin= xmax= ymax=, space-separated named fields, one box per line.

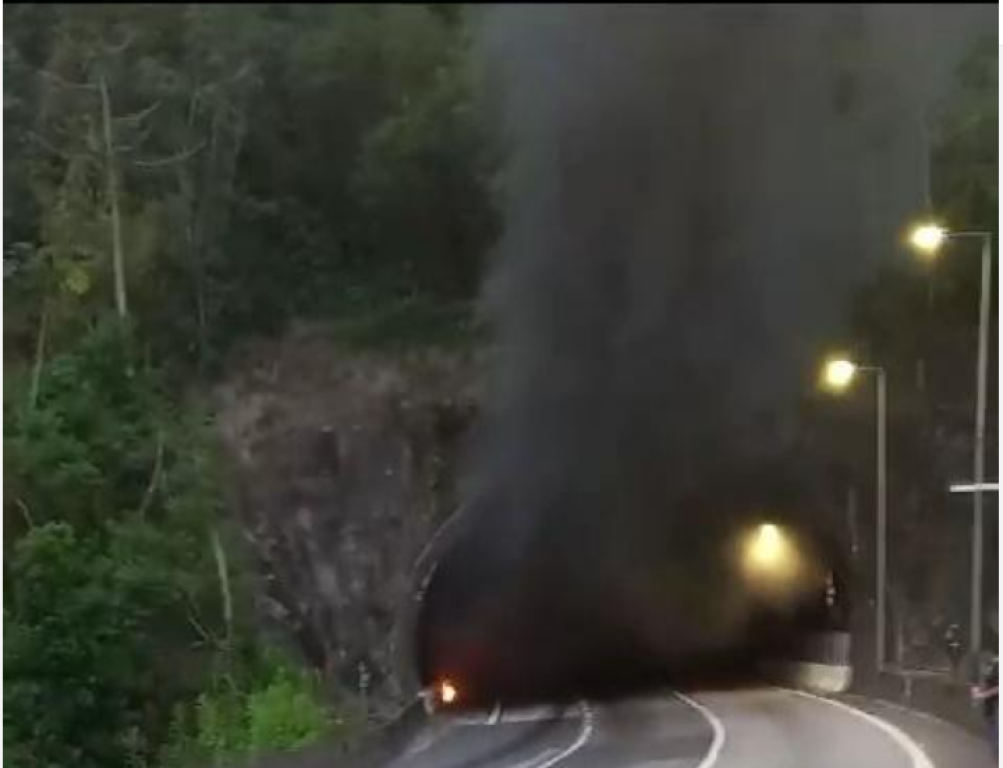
xmin=439 ymin=680 xmax=458 ymax=704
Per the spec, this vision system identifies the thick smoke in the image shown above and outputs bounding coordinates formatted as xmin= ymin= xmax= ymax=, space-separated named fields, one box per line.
xmin=419 ymin=5 xmax=990 ymax=697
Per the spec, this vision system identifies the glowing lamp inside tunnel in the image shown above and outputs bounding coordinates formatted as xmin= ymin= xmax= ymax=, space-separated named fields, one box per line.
xmin=749 ymin=524 xmax=783 ymax=566
xmin=741 ymin=523 xmax=799 ymax=585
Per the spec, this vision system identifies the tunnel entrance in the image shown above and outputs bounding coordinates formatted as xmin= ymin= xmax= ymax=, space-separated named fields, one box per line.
xmin=413 ymin=495 xmax=853 ymax=708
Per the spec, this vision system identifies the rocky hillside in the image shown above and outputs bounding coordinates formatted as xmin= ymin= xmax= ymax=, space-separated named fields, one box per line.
xmin=215 ymin=323 xmax=480 ymax=717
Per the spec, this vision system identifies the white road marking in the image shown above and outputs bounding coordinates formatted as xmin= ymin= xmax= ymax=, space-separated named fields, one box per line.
xmin=505 ymin=748 xmax=560 ymax=768
xmin=501 ymin=706 xmax=571 ymax=723
xmin=488 ymin=702 xmax=503 ymax=724
xmin=779 ymin=687 xmax=936 ymax=768
xmin=841 ymin=694 xmax=962 ymax=730
xmin=425 ymin=701 xmax=591 ymax=768
xmin=531 ymin=701 xmax=593 ymax=768
xmin=451 ymin=705 xmax=576 ymax=725
xmin=404 ymin=721 xmax=452 ymax=757
xmin=675 ymin=693 xmax=726 ymax=768
xmin=451 ymin=715 xmax=498 ymax=726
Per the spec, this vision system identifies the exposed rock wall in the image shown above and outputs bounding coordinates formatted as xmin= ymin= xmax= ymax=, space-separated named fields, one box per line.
xmin=215 ymin=323 xmax=479 ymax=716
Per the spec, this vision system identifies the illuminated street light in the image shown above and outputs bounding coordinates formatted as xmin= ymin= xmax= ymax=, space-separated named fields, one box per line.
xmin=908 ymin=222 xmax=947 ymax=256
xmin=905 ymin=221 xmax=995 ymax=660
xmin=821 ymin=358 xmax=857 ymax=391
xmin=820 ymin=354 xmax=888 ymax=671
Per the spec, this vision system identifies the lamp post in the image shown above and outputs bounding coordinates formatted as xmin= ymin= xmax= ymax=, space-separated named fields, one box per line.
xmin=908 ymin=223 xmax=994 ymax=659
xmin=822 ymin=357 xmax=888 ymax=671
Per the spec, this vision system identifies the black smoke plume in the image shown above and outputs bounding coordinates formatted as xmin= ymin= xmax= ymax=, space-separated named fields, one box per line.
xmin=418 ymin=4 xmax=990 ymax=701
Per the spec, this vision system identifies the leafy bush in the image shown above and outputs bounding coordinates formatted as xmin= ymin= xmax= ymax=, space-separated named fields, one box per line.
xmin=5 ymin=321 xmax=164 ymax=530
xmin=2 ymin=325 xmax=351 ymax=767
xmin=5 ymin=523 xmax=161 ymax=768
xmin=3 ymin=324 xmax=243 ymax=768
xmin=157 ymin=653 xmax=352 ymax=768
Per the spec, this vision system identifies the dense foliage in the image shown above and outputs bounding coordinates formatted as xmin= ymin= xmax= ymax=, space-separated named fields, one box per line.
xmin=4 ymin=4 xmax=496 ymax=374
xmin=5 ymin=322 xmax=262 ymax=768
xmin=2 ymin=4 xmax=996 ymax=767
xmin=157 ymin=651 xmax=356 ymax=768
xmin=3 ymin=5 xmax=495 ymax=766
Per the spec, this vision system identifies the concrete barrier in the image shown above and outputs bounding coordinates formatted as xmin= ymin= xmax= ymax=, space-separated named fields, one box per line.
xmin=760 ymin=631 xmax=854 ymax=694
xmin=762 ymin=659 xmax=854 ymax=693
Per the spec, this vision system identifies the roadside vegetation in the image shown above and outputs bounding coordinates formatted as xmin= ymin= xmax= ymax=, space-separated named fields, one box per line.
xmin=2 ymin=5 xmax=995 ymax=767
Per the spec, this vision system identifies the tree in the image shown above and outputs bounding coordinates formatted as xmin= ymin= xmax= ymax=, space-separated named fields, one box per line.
xmin=157 ymin=651 xmax=349 ymax=768
xmin=353 ymin=9 xmax=498 ymax=299
xmin=931 ymin=34 xmax=998 ymax=234
xmin=3 ymin=322 xmax=250 ymax=767
xmin=5 ymin=523 xmax=165 ymax=768
xmin=2 ymin=6 xmax=495 ymax=766
xmin=8 ymin=6 xmax=224 ymax=344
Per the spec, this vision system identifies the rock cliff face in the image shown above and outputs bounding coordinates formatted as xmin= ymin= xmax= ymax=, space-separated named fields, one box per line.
xmin=215 ymin=324 xmax=479 ymax=717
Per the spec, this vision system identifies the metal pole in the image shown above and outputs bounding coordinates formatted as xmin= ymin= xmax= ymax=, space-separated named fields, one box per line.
xmin=876 ymin=368 xmax=888 ymax=672
xmin=971 ymin=234 xmax=992 ymax=660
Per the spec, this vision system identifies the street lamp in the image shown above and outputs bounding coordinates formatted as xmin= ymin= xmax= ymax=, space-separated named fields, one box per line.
xmin=822 ymin=356 xmax=888 ymax=671
xmin=907 ymin=221 xmax=994 ymax=660
xmin=907 ymin=222 xmax=948 ymax=257
xmin=821 ymin=358 xmax=858 ymax=391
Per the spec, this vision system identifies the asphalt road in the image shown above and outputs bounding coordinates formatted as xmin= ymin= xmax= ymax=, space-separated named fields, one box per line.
xmin=387 ymin=688 xmax=995 ymax=768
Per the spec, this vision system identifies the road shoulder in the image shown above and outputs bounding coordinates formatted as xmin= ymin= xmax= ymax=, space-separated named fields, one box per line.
xmin=835 ymin=693 xmax=995 ymax=768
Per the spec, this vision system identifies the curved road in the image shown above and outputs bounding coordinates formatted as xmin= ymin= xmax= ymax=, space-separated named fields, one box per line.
xmin=388 ymin=688 xmax=994 ymax=768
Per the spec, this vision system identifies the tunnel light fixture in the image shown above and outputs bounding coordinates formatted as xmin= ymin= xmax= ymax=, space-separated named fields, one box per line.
xmin=747 ymin=523 xmax=784 ymax=570
xmin=741 ymin=522 xmax=801 ymax=588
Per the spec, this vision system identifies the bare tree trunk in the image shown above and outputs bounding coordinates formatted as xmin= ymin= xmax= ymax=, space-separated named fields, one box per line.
xmin=175 ymin=155 xmax=206 ymax=367
xmin=211 ymin=530 xmax=234 ymax=650
xmin=137 ymin=431 xmax=165 ymax=519
xmin=99 ymin=75 xmax=128 ymax=320
xmin=189 ymin=217 xmax=209 ymax=366
xmin=28 ymin=304 xmax=48 ymax=410
xmin=194 ymin=108 xmax=220 ymax=367
xmin=15 ymin=498 xmax=35 ymax=529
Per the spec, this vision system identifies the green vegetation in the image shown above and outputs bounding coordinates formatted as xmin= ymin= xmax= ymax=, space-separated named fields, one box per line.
xmin=4 ymin=5 xmax=493 ymax=767
xmin=2 ymin=3 xmax=996 ymax=767
xmin=5 ymin=322 xmax=260 ymax=768
xmin=3 ymin=3 xmax=496 ymax=375
xmin=157 ymin=651 xmax=357 ymax=768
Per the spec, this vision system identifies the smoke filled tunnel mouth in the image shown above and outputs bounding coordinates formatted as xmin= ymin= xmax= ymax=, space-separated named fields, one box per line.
xmin=413 ymin=494 xmax=851 ymax=708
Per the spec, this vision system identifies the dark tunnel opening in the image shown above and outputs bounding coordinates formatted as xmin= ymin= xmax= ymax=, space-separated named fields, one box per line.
xmin=414 ymin=460 xmax=854 ymax=708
